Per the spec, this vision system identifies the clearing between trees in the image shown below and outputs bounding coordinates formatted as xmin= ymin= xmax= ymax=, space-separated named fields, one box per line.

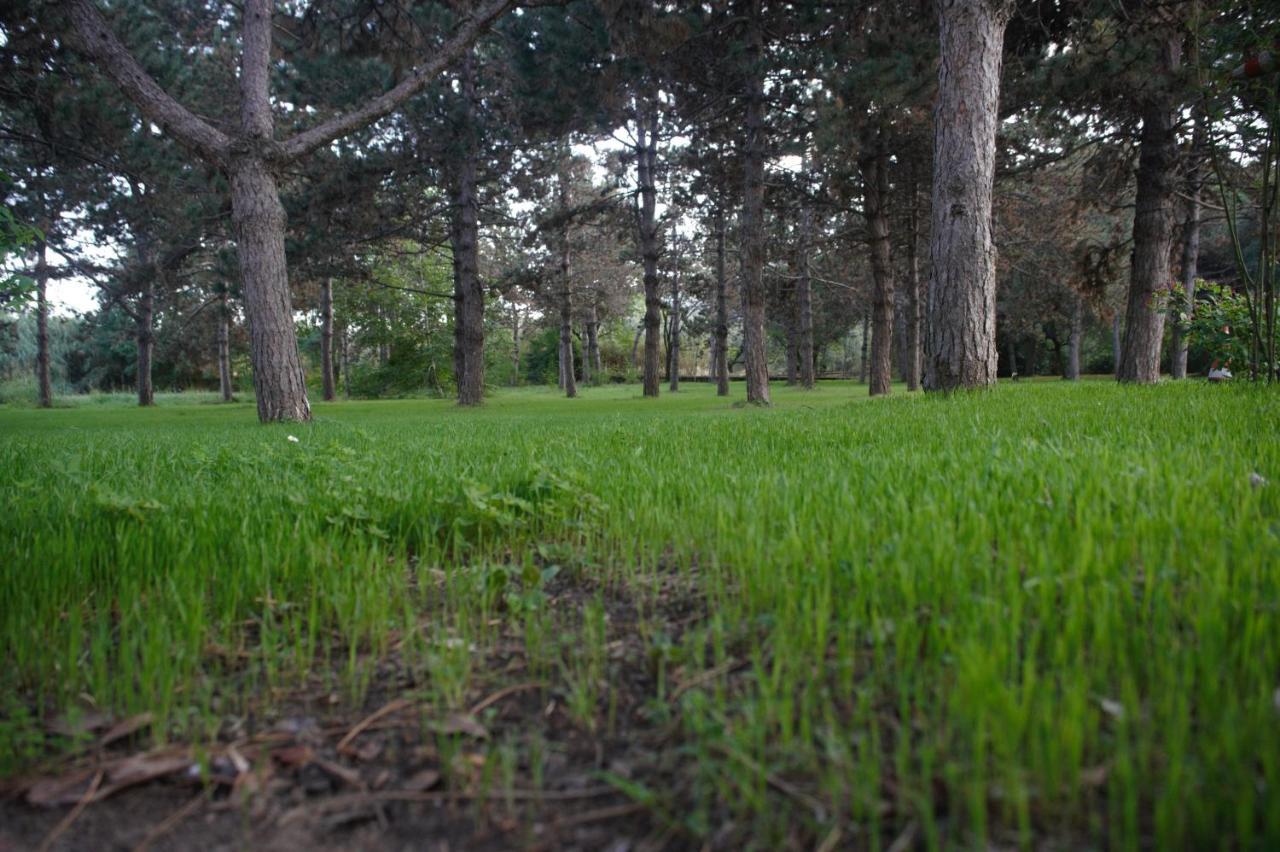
xmin=1 ymin=380 xmax=1278 ymax=850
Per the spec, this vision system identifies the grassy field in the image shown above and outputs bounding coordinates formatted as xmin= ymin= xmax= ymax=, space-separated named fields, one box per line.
xmin=2 ymin=380 xmax=1278 ymax=849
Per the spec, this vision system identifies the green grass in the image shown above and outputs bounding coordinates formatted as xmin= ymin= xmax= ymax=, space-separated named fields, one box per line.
xmin=2 ymin=380 xmax=1278 ymax=848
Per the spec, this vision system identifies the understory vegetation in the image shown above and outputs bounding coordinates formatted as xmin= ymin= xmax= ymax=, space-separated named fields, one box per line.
xmin=2 ymin=381 xmax=1277 ymax=848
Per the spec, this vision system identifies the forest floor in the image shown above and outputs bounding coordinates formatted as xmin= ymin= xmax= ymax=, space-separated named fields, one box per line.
xmin=1 ymin=379 xmax=1278 ymax=850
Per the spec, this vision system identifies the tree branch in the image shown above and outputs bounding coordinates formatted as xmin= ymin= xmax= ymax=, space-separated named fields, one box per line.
xmin=280 ymin=0 xmax=515 ymax=161
xmin=65 ymin=0 xmax=232 ymax=166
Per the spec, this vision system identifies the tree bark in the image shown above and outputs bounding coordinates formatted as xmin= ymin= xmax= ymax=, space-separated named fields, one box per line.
xmin=924 ymin=0 xmax=1008 ymax=391
xmin=217 ymin=288 xmax=233 ymax=401
xmin=1112 ymin=314 xmax=1122 ymax=379
xmin=320 ymin=278 xmax=335 ymax=401
xmin=557 ymin=162 xmax=577 ymax=399
xmin=1065 ymin=291 xmax=1083 ymax=380
xmin=136 ymin=271 xmax=155 ymax=406
xmin=1118 ymin=32 xmax=1181 ymax=384
xmin=738 ymin=0 xmax=771 ymax=405
xmin=905 ymin=160 xmax=923 ymax=390
xmin=35 ymin=239 xmax=52 ymax=408
xmin=636 ymin=94 xmax=662 ymax=398
xmin=797 ymin=204 xmax=815 ymax=389
xmin=1171 ymin=113 xmax=1204 ymax=380
xmin=859 ymin=309 xmax=870 ymax=384
xmin=714 ymin=210 xmax=731 ymax=396
xmin=510 ymin=304 xmax=521 ymax=385
xmin=585 ymin=296 xmax=600 ymax=384
xmin=669 ymin=241 xmax=681 ymax=392
xmin=229 ymin=157 xmax=311 ymax=422
xmin=450 ymin=50 xmax=485 ymax=406
xmin=861 ymin=134 xmax=895 ymax=397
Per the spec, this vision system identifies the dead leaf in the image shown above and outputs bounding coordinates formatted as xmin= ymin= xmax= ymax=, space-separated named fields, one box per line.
xmin=1080 ymin=764 xmax=1109 ymax=787
xmin=432 ymin=714 xmax=489 ymax=739
xmin=98 ymin=713 xmax=154 ymax=748
xmin=271 ymin=744 xmax=315 ymax=768
xmin=402 ymin=769 xmax=441 ymax=792
xmin=26 ymin=770 xmax=97 ymax=808
xmin=1097 ymin=697 xmax=1125 ymax=720
xmin=45 ymin=711 xmax=113 ymax=739
xmin=106 ymin=753 xmax=190 ymax=789
xmin=355 ymin=740 xmax=384 ymax=762
xmin=315 ymin=758 xmax=363 ymax=789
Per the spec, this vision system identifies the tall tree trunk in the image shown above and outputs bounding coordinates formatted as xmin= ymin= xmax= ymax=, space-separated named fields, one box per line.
xmin=557 ymin=162 xmax=577 ymax=399
xmin=1119 ymin=32 xmax=1181 ymax=384
xmin=1171 ymin=113 xmax=1204 ymax=380
xmin=229 ymin=158 xmax=311 ymax=422
xmin=1066 ymin=292 xmax=1083 ymax=380
xmin=714 ymin=210 xmax=731 ymax=396
xmin=586 ymin=300 xmax=601 ymax=376
xmin=450 ymin=50 xmax=485 ymax=406
xmin=136 ymin=273 xmax=155 ymax=406
xmin=585 ymin=297 xmax=600 ymax=384
xmin=637 ymin=94 xmax=662 ymax=398
xmin=861 ymin=134 xmax=895 ymax=397
xmin=924 ymin=0 xmax=1008 ymax=391
xmin=510 ymin=305 xmax=521 ymax=385
xmin=797 ymin=204 xmax=815 ymax=389
xmin=34 ymin=239 xmax=52 ymax=409
xmin=669 ymin=244 xmax=681 ymax=392
xmin=739 ymin=0 xmax=771 ymax=405
xmin=905 ymin=160 xmax=923 ymax=390
xmin=341 ymin=325 xmax=351 ymax=398
xmin=217 ymin=289 xmax=233 ymax=401
xmin=859 ymin=309 xmax=870 ymax=384
xmin=1112 ymin=314 xmax=1122 ymax=378
xmin=320 ymin=278 xmax=335 ymax=401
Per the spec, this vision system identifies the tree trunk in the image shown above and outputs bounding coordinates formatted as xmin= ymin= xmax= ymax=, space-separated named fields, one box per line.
xmin=341 ymin=325 xmax=351 ymax=398
xmin=218 ymin=289 xmax=233 ymax=401
xmin=450 ymin=50 xmax=485 ymax=406
xmin=1171 ymin=113 xmax=1204 ymax=380
xmin=797 ymin=204 xmax=815 ymax=389
xmin=1118 ymin=32 xmax=1181 ymax=384
xmin=1066 ymin=292 xmax=1082 ymax=380
xmin=320 ymin=278 xmax=335 ymax=401
xmin=35 ymin=239 xmax=52 ymax=409
xmin=669 ymin=244 xmax=681 ymax=392
xmin=859 ymin=309 xmax=870 ymax=384
xmin=714 ymin=210 xmax=731 ymax=396
xmin=1112 ymin=314 xmax=1122 ymax=379
xmin=861 ymin=135 xmax=895 ymax=397
xmin=557 ymin=162 xmax=577 ymax=399
xmin=229 ymin=157 xmax=311 ymax=422
xmin=136 ymin=273 xmax=155 ymax=406
xmin=739 ymin=0 xmax=771 ymax=405
xmin=924 ymin=0 xmax=1008 ymax=391
xmin=905 ymin=160 xmax=923 ymax=390
xmin=510 ymin=305 xmax=521 ymax=385
xmin=637 ymin=94 xmax=662 ymax=398
xmin=585 ymin=298 xmax=600 ymax=385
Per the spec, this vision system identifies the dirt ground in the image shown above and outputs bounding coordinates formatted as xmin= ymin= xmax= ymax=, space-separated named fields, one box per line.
xmin=0 ymin=569 xmax=729 ymax=852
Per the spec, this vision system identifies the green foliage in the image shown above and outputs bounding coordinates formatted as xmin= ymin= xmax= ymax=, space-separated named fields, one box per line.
xmin=1173 ymin=279 xmax=1261 ymax=370
xmin=0 ymin=173 xmax=40 ymax=311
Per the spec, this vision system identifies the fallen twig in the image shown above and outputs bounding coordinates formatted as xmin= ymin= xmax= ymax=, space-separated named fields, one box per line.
xmin=469 ymin=681 xmax=545 ymax=716
xmin=131 ymin=790 xmax=207 ymax=852
xmin=335 ymin=698 xmax=413 ymax=755
xmin=551 ymin=802 xmax=646 ymax=830
xmin=37 ymin=769 xmax=102 ymax=852
xmin=669 ymin=658 xmax=744 ymax=703
xmin=278 ymin=785 xmax=620 ymax=826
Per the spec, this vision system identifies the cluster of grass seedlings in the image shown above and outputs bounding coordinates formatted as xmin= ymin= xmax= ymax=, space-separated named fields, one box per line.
xmin=1 ymin=380 xmax=1277 ymax=848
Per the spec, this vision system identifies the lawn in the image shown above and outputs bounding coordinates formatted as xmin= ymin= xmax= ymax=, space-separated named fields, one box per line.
xmin=1 ymin=380 xmax=1278 ymax=849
